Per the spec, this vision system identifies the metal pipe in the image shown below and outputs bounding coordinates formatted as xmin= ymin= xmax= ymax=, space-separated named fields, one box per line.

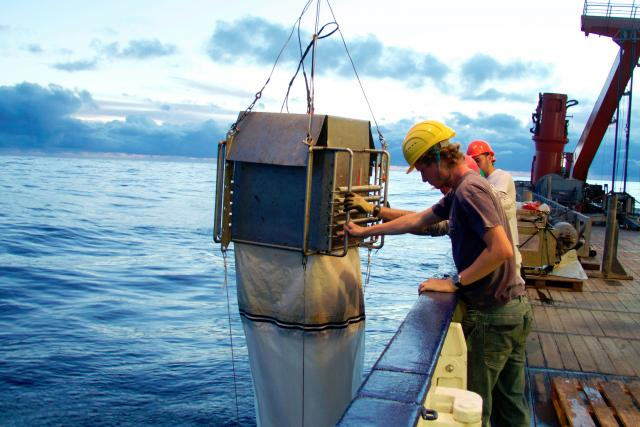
xmin=334 ymin=217 xmax=378 ymax=226
xmin=213 ymin=140 xmax=227 ymax=243
xmin=336 ymin=184 xmax=382 ymax=193
xmin=601 ymin=193 xmax=618 ymax=275
xmin=302 ymin=146 xmax=315 ymax=255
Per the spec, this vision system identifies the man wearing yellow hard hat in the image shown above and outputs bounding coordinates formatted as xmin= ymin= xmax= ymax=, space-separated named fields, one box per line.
xmin=344 ymin=120 xmax=532 ymax=427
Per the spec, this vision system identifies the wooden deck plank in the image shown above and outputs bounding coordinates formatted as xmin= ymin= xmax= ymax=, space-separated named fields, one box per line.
xmin=551 ymin=377 xmax=595 ymax=427
xmin=592 ymin=309 xmax=615 ymax=337
xmin=623 ymin=295 xmax=640 ymax=313
xmin=562 ymin=308 xmax=591 ymax=335
xmin=567 ymin=335 xmax=599 ymax=373
xmin=599 ymin=279 xmax=617 ymax=293
xmin=589 ymin=279 xmax=607 ymax=293
xmin=549 ymin=289 xmax=565 ymax=304
xmin=599 ymin=381 xmax=640 ymax=426
xmin=533 ymin=304 xmax=551 ymax=332
xmin=573 ymin=291 xmax=600 ymax=310
xmin=562 ymin=290 xmax=578 ymax=308
xmin=546 ymin=306 xmax=566 ymax=333
xmin=627 ymin=381 xmax=640 ymax=406
xmin=526 ymin=332 xmax=545 ymax=368
xmin=628 ymin=313 xmax=640 ymax=334
xmin=540 ymin=332 xmax=564 ymax=369
xmin=577 ymin=309 xmax=606 ymax=337
xmin=622 ymin=313 xmax=640 ymax=339
xmin=607 ymin=311 xmax=637 ymax=340
xmin=629 ymin=339 xmax=640 ymax=372
xmin=612 ymin=338 xmax=640 ymax=377
xmin=598 ymin=338 xmax=636 ymax=377
xmin=582 ymin=379 xmax=619 ymax=427
xmin=582 ymin=336 xmax=616 ymax=374
xmin=606 ymin=293 xmax=633 ymax=313
xmin=555 ymin=334 xmax=581 ymax=372
xmin=526 ymin=287 xmax=539 ymax=302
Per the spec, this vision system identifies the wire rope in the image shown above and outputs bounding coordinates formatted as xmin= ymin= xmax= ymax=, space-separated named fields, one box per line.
xmin=325 ymin=0 xmax=387 ymax=149
xmin=230 ymin=0 xmax=314 ymax=134
xmin=222 ymin=249 xmax=240 ymax=423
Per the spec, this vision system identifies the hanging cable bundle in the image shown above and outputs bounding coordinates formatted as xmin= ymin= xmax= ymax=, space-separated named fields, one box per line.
xmin=213 ymin=2 xmax=392 ymax=426
xmin=228 ymin=0 xmax=387 ymax=151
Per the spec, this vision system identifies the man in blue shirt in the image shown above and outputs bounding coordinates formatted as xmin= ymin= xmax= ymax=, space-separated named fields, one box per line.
xmin=344 ymin=120 xmax=532 ymax=427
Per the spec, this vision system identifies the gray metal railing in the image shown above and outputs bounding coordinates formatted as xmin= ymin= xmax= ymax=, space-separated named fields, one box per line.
xmin=583 ymin=1 xmax=640 ymax=19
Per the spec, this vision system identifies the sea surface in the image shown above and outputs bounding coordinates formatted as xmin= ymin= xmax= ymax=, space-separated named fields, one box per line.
xmin=0 ymin=154 xmax=454 ymax=426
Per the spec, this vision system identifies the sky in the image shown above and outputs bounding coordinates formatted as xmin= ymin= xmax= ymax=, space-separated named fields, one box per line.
xmin=1 ymin=0 xmax=639 ymax=181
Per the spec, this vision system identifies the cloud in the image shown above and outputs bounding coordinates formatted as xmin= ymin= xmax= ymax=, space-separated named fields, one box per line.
xmin=206 ymin=16 xmax=293 ymax=64
xmin=462 ymin=88 xmax=532 ymax=102
xmin=119 ymin=39 xmax=177 ymax=59
xmin=52 ymin=59 xmax=98 ymax=72
xmin=78 ymin=97 xmax=236 ymax=124
xmin=92 ymin=38 xmax=177 ymax=59
xmin=48 ymin=38 xmax=178 ymax=73
xmin=174 ymin=77 xmax=255 ymax=98
xmin=460 ymin=53 xmax=551 ymax=87
xmin=377 ymin=112 xmax=537 ymax=172
xmin=206 ymin=16 xmax=450 ymax=86
xmin=0 ymin=83 xmax=223 ymax=157
xmin=3 ymin=83 xmax=633 ymax=173
xmin=25 ymin=44 xmax=43 ymax=54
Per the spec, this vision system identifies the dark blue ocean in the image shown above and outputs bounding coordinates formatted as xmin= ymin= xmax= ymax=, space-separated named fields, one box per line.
xmin=0 ymin=154 xmax=454 ymax=426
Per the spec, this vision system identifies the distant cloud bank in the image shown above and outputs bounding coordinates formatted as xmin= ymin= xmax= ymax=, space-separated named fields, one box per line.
xmin=0 ymin=83 xmax=221 ymax=157
xmin=0 ymin=82 xmax=537 ymax=169
xmin=0 ymin=81 xmax=626 ymax=175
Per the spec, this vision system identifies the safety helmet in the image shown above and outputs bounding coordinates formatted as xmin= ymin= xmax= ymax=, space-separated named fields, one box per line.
xmin=466 ymin=140 xmax=494 ymax=158
xmin=402 ymin=120 xmax=456 ymax=173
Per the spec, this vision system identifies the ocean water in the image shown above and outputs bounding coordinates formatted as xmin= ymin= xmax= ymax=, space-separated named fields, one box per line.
xmin=0 ymin=155 xmax=452 ymax=426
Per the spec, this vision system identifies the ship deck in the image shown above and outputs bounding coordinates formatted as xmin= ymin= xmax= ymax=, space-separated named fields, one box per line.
xmin=526 ymin=226 xmax=640 ymax=426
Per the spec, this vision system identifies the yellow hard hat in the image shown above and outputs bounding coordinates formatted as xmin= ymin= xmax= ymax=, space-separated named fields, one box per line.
xmin=402 ymin=120 xmax=456 ymax=173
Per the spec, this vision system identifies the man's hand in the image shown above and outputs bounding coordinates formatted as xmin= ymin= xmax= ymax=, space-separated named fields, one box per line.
xmin=343 ymin=221 xmax=368 ymax=237
xmin=344 ymin=192 xmax=373 ymax=214
xmin=418 ymin=277 xmax=457 ymax=294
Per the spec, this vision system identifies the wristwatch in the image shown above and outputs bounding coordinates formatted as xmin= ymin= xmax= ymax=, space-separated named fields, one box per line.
xmin=451 ymin=273 xmax=463 ymax=290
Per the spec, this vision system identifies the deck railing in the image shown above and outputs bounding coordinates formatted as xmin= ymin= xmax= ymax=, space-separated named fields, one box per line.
xmin=338 ymin=293 xmax=459 ymax=426
xmin=583 ymin=1 xmax=640 ymax=19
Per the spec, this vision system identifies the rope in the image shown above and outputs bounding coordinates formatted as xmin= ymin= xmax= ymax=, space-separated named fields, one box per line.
xmin=230 ymin=0 xmax=314 ymax=134
xmin=222 ymin=249 xmax=240 ymax=422
xmin=612 ymin=45 xmax=623 ymax=192
xmin=228 ymin=0 xmax=387 ymax=154
xmin=280 ymin=21 xmax=338 ymax=116
xmin=325 ymin=0 xmax=387 ymax=149
xmin=622 ymin=39 xmax=635 ymax=193
xmin=301 ymin=254 xmax=308 ymax=427
xmin=364 ymin=247 xmax=372 ymax=293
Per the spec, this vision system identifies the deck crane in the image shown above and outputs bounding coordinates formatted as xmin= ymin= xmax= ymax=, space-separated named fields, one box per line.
xmin=529 ymin=1 xmax=639 ymax=229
